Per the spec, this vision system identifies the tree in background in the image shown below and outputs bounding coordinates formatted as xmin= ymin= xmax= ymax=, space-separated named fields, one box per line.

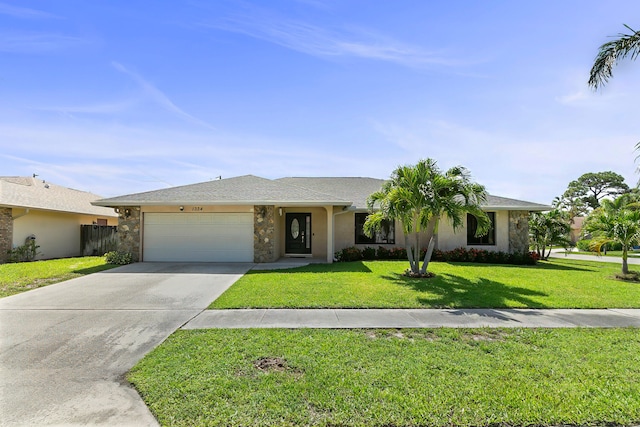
xmin=589 ymin=24 xmax=640 ymax=90
xmin=558 ymin=171 xmax=629 ymax=212
xmin=529 ymin=209 xmax=572 ymax=260
xmin=584 ymin=194 xmax=640 ymax=276
xmin=552 ymin=194 xmax=588 ymax=219
xmin=364 ymin=159 xmax=490 ymax=276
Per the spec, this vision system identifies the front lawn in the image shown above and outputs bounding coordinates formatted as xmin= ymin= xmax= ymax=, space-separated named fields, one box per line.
xmin=0 ymin=256 xmax=117 ymax=298
xmin=129 ymin=328 xmax=640 ymax=427
xmin=211 ymin=259 xmax=640 ymax=309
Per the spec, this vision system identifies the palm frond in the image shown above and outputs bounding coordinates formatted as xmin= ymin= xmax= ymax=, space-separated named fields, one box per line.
xmin=589 ymin=24 xmax=640 ymax=90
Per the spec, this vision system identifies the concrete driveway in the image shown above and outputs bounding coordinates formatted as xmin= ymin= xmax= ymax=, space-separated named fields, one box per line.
xmin=0 ymin=262 xmax=251 ymax=426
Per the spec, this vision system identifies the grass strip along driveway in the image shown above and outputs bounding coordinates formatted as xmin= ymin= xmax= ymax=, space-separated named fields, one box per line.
xmin=129 ymin=328 xmax=640 ymax=427
xmin=0 ymin=256 xmax=117 ymax=298
xmin=212 ymin=258 xmax=640 ymax=309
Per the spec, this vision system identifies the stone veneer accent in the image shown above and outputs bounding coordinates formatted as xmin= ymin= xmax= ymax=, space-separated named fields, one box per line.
xmin=116 ymin=206 xmax=141 ymax=262
xmin=254 ymin=205 xmax=276 ymax=263
xmin=508 ymin=210 xmax=530 ymax=254
xmin=0 ymin=208 xmax=13 ymax=264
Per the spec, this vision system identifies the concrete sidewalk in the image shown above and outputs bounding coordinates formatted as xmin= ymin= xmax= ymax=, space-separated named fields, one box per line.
xmin=548 ymin=250 xmax=640 ymax=265
xmin=184 ymin=308 xmax=640 ymax=329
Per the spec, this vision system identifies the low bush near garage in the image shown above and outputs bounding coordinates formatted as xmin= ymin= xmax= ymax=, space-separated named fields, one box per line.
xmin=104 ymin=251 xmax=133 ymax=265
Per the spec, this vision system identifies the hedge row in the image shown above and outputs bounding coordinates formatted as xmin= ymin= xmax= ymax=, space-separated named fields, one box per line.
xmin=335 ymin=246 xmax=539 ymax=265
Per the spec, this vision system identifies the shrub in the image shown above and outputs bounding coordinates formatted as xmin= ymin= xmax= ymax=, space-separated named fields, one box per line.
xmin=388 ymin=247 xmax=407 ymax=259
xmin=376 ymin=246 xmax=390 ymax=259
xmin=362 ymin=247 xmax=377 ymax=260
xmin=105 ymin=251 xmax=133 ymax=265
xmin=576 ymin=239 xmax=593 ymax=252
xmin=335 ymin=245 xmax=538 ymax=265
xmin=577 ymin=239 xmax=622 ymax=252
xmin=335 ymin=247 xmax=363 ymax=262
xmin=7 ymin=240 xmax=40 ymax=263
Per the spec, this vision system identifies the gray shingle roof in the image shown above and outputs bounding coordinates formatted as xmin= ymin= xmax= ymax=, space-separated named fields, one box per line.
xmin=276 ymin=177 xmax=386 ymax=210
xmin=484 ymin=195 xmax=550 ymax=211
xmin=280 ymin=178 xmax=549 ymax=211
xmin=0 ymin=177 xmax=117 ymax=216
xmin=93 ymin=174 xmax=550 ymax=211
xmin=93 ymin=175 xmax=352 ymax=207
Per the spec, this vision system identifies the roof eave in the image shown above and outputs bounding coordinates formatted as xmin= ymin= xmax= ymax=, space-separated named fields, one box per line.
xmin=484 ymin=205 xmax=551 ymax=211
xmin=92 ymin=200 xmax=353 ymax=207
xmin=2 ymin=203 xmax=117 ymax=217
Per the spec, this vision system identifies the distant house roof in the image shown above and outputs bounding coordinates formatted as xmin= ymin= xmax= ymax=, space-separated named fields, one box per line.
xmin=0 ymin=176 xmax=117 ymax=217
xmin=93 ymin=175 xmax=352 ymax=207
xmin=94 ymin=174 xmax=550 ymax=211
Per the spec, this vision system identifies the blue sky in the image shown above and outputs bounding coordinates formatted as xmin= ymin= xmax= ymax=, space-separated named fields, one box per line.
xmin=1 ymin=1 xmax=639 ymax=203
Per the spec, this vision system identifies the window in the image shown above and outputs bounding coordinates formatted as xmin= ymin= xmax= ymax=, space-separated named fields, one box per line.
xmin=355 ymin=213 xmax=395 ymax=244
xmin=467 ymin=212 xmax=495 ymax=245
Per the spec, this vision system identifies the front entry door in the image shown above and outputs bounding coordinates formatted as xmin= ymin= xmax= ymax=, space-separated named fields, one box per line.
xmin=285 ymin=213 xmax=312 ymax=255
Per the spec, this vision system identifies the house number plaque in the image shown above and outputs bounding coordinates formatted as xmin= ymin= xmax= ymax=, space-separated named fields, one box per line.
xmin=192 ymin=206 xmax=203 ymax=211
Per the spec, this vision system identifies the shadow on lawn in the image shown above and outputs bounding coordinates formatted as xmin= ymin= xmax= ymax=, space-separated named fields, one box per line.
xmin=382 ymin=272 xmax=549 ymax=308
xmin=253 ymin=261 xmax=372 ymax=274
xmin=436 ymin=261 xmax=595 ymax=273
xmin=73 ymin=264 xmax=119 ymax=275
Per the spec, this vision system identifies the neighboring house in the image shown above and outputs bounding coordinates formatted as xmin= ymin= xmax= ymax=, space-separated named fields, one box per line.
xmin=0 ymin=177 xmax=118 ymax=263
xmin=569 ymin=216 xmax=585 ymax=244
xmin=93 ymin=175 xmax=549 ymax=264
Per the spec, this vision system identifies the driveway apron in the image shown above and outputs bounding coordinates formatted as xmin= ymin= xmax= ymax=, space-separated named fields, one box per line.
xmin=0 ymin=262 xmax=251 ymax=426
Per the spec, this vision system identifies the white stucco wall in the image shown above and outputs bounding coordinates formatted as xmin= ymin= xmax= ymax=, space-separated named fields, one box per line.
xmin=333 ymin=209 xmax=513 ymax=254
xmin=12 ymin=209 xmax=117 ymax=260
xmin=437 ymin=210 xmax=510 ymax=252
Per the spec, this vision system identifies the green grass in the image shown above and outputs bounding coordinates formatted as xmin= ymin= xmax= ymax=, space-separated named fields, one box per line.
xmin=211 ymin=259 xmax=640 ymax=309
xmin=0 ymin=256 xmax=118 ymax=298
xmin=129 ymin=328 xmax=640 ymax=427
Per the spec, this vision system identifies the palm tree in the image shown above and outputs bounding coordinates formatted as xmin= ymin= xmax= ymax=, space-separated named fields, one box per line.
xmin=529 ymin=209 xmax=571 ymax=260
xmin=584 ymin=194 xmax=640 ymax=275
xmin=364 ymin=159 xmax=490 ymax=276
xmin=589 ymin=24 xmax=640 ymax=90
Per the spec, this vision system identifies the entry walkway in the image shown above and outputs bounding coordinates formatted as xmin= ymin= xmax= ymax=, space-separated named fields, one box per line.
xmin=184 ymin=308 xmax=640 ymax=329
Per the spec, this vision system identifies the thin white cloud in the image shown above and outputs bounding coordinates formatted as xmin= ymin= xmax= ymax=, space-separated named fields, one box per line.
xmin=0 ymin=115 xmax=393 ymax=196
xmin=111 ymin=61 xmax=217 ymax=131
xmin=32 ymin=100 xmax=140 ymax=116
xmin=371 ymin=117 xmax=637 ymax=203
xmin=208 ymin=14 xmax=462 ymax=67
xmin=0 ymin=33 xmax=85 ymax=53
xmin=0 ymin=3 xmax=60 ymax=19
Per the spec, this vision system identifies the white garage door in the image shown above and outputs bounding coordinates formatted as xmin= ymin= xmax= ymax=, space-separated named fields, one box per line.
xmin=143 ymin=213 xmax=254 ymax=262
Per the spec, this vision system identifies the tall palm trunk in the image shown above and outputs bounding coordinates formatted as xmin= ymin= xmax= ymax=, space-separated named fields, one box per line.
xmin=405 ymin=234 xmax=417 ymax=273
xmin=419 ymin=217 xmax=438 ymax=275
xmin=420 ymin=233 xmax=437 ymax=275
xmin=622 ymin=246 xmax=629 ymax=275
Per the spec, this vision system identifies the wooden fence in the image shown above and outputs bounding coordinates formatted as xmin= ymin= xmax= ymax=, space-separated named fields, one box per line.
xmin=81 ymin=225 xmax=118 ymax=256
